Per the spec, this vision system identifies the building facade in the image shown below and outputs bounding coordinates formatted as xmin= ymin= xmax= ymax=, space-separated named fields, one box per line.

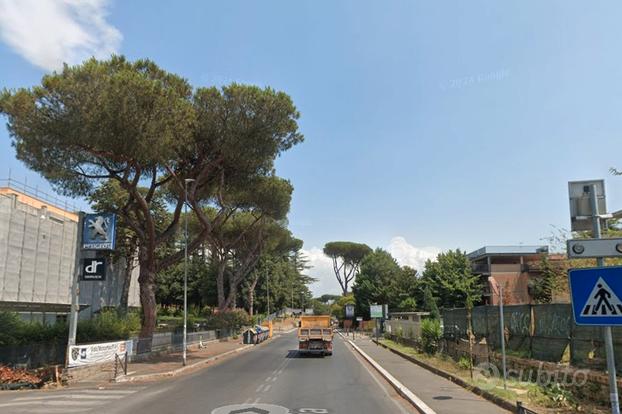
xmin=468 ymin=245 xmax=551 ymax=305
xmin=0 ymin=181 xmax=139 ymax=323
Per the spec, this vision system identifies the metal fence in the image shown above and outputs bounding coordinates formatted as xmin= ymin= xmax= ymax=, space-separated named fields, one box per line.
xmin=442 ymin=303 xmax=622 ymax=372
xmin=0 ymin=328 xmax=232 ymax=369
xmin=132 ymin=328 xmax=230 ymax=357
xmin=0 ymin=340 xmax=67 ymax=369
xmin=385 ymin=319 xmax=422 ymax=340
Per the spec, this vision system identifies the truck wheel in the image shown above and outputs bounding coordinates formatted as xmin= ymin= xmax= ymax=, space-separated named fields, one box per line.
xmin=326 ymin=351 xmax=333 ymax=356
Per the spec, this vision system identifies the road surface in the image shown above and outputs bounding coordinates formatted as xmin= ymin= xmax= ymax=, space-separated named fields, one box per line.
xmin=0 ymin=332 xmax=416 ymax=414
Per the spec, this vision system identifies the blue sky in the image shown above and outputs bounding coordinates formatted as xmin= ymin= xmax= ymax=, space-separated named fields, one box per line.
xmin=1 ymin=1 xmax=621 ymax=294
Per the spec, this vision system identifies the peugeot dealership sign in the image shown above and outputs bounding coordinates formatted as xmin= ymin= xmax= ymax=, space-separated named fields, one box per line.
xmin=82 ymin=213 xmax=116 ymax=250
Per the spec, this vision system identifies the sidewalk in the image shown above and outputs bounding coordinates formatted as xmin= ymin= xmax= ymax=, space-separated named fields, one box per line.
xmin=350 ymin=335 xmax=510 ymax=414
xmin=119 ymin=338 xmax=250 ymax=382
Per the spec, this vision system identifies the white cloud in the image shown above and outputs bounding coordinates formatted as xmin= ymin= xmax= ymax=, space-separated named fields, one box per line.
xmin=387 ymin=236 xmax=441 ymax=272
xmin=301 ymin=247 xmax=342 ymax=297
xmin=303 ymin=237 xmax=442 ymax=296
xmin=0 ymin=0 xmax=121 ymax=71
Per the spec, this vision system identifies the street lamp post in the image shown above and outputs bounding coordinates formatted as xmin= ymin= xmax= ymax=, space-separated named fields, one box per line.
xmin=266 ymin=272 xmax=270 ymax=316
xmin=183 ymin=178 xmax=195 ymax=367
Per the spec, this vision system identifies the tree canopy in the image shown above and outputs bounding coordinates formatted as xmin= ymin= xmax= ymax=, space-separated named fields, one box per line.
xmin=352 ymin=248 xmax=419 ymax=317
xmin=0 ymin=56 xmax=304 ymax=337
xmin=323 ymin=241 xmax=372 ymax=294
xmin=419 ymin=249 xmax=482 ymax=310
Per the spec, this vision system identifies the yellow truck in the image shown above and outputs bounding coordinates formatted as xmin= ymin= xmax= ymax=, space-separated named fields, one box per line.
xmin=298 ymin=315 xmax=333 ymax=356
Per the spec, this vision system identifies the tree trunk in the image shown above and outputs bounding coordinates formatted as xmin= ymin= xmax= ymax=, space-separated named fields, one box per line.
xmin=118 ymin=253 xmax=135 ymax=316
xmin=248 ymin=288 xmax=254 ymax=316
xmin=223 ymin=274 xmax=239 ymax=310
xmin=138 ymin=248 xmax=158 ymax=339
xmin=248 ymin=274 xmax=260 ymax=316
xmin=216 ymin=258 xmax=227 ymax=311
xmin=228 ymin=275 xmax=237 ymax=309
xmin=466 ymin=305 xmax=474 ymax=379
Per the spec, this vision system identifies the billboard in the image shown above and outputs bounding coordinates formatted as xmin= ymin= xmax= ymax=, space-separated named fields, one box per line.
xmin=370 ymin=305 xmax=383 ymax=318
xmin=82 ymin=213 xmax=116 ymax=250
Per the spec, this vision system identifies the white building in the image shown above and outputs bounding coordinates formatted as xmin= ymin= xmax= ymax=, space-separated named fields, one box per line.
xmin=0 ymin=180 xmax=140 ymax=323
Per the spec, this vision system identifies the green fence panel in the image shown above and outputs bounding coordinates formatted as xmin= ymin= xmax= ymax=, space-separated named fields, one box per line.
xmin=504 ymin=305 xmax=531 ymax=356
xmin=472 ymin=306 xmax=488 ymax=338
xmin=486 ymin=306 xmax=500 ymax=349
xmin=442 ymin=308 xmax=467 ymax=339
xmin=571 ymin=325 xmax=622 ymax=373
xmin=532 ymin=304 xmax=571 ymax=362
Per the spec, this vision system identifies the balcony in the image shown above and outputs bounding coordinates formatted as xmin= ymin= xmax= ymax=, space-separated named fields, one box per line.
xmin=471 ymin=263 xmax=526 ymax=274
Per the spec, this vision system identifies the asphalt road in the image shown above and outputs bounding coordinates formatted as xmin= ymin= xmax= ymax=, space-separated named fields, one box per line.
xmin=0 ymin=332 xmax=416 ymax=414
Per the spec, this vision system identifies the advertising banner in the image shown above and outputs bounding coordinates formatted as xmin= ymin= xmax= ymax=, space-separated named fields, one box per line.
xmin=68 ymin=340 xmax=128 ymax=367
xmin=345 ymin=304 xmax=355 ymax=318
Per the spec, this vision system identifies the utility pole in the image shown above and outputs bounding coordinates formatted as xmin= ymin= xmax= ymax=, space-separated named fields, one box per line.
xmin=66 ymin=212 xmax=85 ymax=367
xmin=589 ymin=184 xmax=620 ymax=414
xmin=183 ymin=178 xmax=195 ymax=367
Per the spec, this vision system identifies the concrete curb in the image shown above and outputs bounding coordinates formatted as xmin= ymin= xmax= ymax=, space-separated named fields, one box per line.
xmin=374 ymin=339 xmax=517 ymax=413
xmin=338 ymin=332 xmax=437 ymax=414
xmin=115 ymin=344 xmax=254 ymax=383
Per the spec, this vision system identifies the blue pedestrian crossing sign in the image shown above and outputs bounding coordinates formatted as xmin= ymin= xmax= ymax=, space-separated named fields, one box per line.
xmin=569 ymin=266 xmax=622 ymax=326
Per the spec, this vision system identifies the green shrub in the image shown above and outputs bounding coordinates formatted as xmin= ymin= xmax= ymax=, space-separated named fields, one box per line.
xmin=0 ymin=312 xmax=26 ymax=346
xmin=457 ymin=355 xmax=472 ymax=370
xmin=0 ymin=311 xmax=68 ymax=346
xmin=420 ymin=318 xmax=442 ymax=354
xmin=205 ymin=309 xmax=253 ymax=331
xmin=77 ymin=310 xmax=140 ymax=343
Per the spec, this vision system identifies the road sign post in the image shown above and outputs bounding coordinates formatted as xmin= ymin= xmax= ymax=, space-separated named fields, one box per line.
xmin=567 ymin=183 xmax=619 ymax=414
xmin=589 ymin=183 xmax=620 ymax=414
xmin=370 ymin=305 xmax=383 ymax=343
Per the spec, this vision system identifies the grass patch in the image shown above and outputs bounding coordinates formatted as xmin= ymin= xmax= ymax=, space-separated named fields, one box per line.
xmin=378 ymin=338 xmax=608 ymax=414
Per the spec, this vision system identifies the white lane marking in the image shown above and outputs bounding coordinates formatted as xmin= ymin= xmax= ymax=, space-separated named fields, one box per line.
xmin=18 ymin=407 xmax=88 ymax=414
xmin=72 ymin=389 xmax=140 ymax=395
xmin=256 ymin=384 xmax=265 ymax=393
xmin=253 ymin=397 xmax=261 ymax=404
xmin=0 ymin=402 xmax=45 ymax=408
xmin=14 ymin=394 xmax=126 ymax=401
xmin=263 ymin=385 xmax=271 ymax=392
xmin=271 ymin=376 xmax=278 ymax=382
xmin=43 ymin=400 xmax=108 ymax=406
xmin=265 ymin=376 xmax=273 ymax=382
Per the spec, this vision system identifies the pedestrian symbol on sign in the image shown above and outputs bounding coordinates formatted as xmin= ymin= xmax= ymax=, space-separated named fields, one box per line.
xmin=581 ymin=277 xmax=622 ymax=316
